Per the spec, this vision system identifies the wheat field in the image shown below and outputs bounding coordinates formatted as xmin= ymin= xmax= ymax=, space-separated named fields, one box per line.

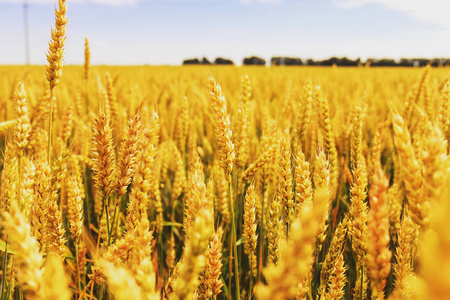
xmin=1 ymin=1 xmax=450 ymax=300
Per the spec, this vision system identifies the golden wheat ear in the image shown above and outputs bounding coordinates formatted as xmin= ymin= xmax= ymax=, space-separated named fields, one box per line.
xmin=207 ymin=75 xmax=235 ymax=178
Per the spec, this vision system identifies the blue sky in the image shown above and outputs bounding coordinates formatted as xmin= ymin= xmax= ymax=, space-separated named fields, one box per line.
xmin=0 ymin=0 xmax=448 ymax=65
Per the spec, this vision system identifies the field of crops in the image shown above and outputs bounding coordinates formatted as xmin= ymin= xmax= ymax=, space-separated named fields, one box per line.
xmin=1 ymin=62 xmax=450 ymax=300
xmin=2 ymin=1 xmax=450 ymax=300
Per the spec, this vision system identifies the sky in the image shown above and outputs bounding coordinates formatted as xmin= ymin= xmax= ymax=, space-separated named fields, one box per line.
xmin=0 ymin=0 xmax=449 ymax=65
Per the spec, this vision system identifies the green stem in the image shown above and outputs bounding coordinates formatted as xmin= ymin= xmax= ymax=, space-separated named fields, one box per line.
xmin=249 ymin=257 xmax=253 ymax=298
xmin=360 ymin=265 xmax=364 ymax=300
xmin=6 ymin=261 xmax=14 ymax=300
xmin=0 ymin=240 xmax=8 ymax=300
xmin=228 ymin=227 xmax=232 ymax=300
xmin=158 ymin=230 xmax=165 ymax=286
xmin=228 ymin=178 xmax=240 ymax=300
xmin=99 ymin=284 xmax=105 ymax=300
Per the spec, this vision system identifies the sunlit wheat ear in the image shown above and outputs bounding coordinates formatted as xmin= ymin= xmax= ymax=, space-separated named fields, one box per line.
xmin=242 ymin=141 xmax=277 ymax=182
xmin=84 ymin=37 xmax=91 ymax=81
xmin=32 ymin=160 xmax=52 ymax=252
xmin=213 ymin=162 xmax=230 ymax=223
xmin=297 ymin=80 xmax=313 ymax=151
xmin=313 ymin=149 xmax=331 ymax=255
xmin=350 ymin=105 xmax=364 ymax=172
xmin=13 ymin=82 xmax=31 ymax=155
xmin=294 ymin=149 xmax=313 ymax=216
xmin=125 ymin=123 xmax=158 ymax=233
xmin=235 ymin=74 xmax=252 ymax=169
xmin=175 ymin=95 xmax=189 ymax=152
xmin=324 ymin=252 xmax=347 ymax=300
xmin=421 ymin=124 xmax=448 ymax=200
xmin=255 ymin=187 xmax=328 ymax=300
xmin=348 ymin=159 xmax=369 ymax=300
xmin=170 ymin=208 xmax=214 ymax=300
xmin=171 ymin=142 xmax=186 ymax=200
xmin=243 ymin=184 xmax=258 ymax=276
xmin=2 ymin=203 xmax=45 ymax=298
xmin=207 ymin=75 xmax=235 ymax=178
xmin=392 ymin=112 xmax=429 ymax=228
xmin=319 ymin=215 xmax=349 ymax=297
xmin=277 ymin=129 xmax=294 ymax=238
xmin=60 ymin=102 xmax=73 ymax=145
xmin=197 ymin=228 xmax=224 ymax=299
xmin=366 ymin=167 xmax=391 ymax=298
xmin=67 ymin=156 xmax=84 ymax=243
xmin=105 ymin=73 xmax=119 ymax=126
xmin=267 ymin=195 xmax=281 ymax=266
xmin=438 ymin=81 xmax=450 ymax=142
xmin=116 ymin=113 xmax=142 ymax=197
xmin=0 ymin=143 xmax=18 ymax=213
xmin=404 ymin=65 xmax=430 ymax=124
xmin=317 ymin=89 xmax=338 ymax=194
xmin=183 ymin=150 xmax=212 ymax=237
xmin=45 ymin=0 xmax=67 ymax=90
xmin=390 ymin=214 xmax=417 ymax=299
xmin=91 ymin=109 xmax=116 ymax=201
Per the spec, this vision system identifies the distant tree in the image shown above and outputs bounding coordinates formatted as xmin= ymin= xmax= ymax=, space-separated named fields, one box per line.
xmin=306 ymin=59 xmax=316 ymax=66
xmin=243 ymin=56 xmax=266 ymax=65
xmin=320 ymin=57 xmax=338 ymax=66
xmin=182 ymin=58 xmax=201 ymax=65
xmin=271 ymin=57 xmax=303 ymax=66
xmin=215 ymin=57 xmax=234 ymax=65
xmin=369 ymin=59 xmax=396 ymax=67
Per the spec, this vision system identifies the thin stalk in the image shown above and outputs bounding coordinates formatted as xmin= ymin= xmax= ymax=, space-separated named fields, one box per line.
xmin=360 ymin=265 xmax=364 ymax=300
xmin=249 ymin=257 xmax=253 ymax=298
xmin=89 ymin=280 xmax=95 ymax=300
xmin=78 ymin=280 xmax=92 ymax=299
xmin=286 ymin=218 xmax=290 ymax=241
xmin=105 ymin=202 xmax=111 ymax=246
xmin=76 ymin=242 xmax=81 ymax=298
xmin=228 ymin=227 xmax=232 ymax=300
xmin=158 ymin=230 xmax=165 ymax=286
xmin=0 ymin=241 xmax=8 ymax=300
xmin=228 ymin=177 xmax=240 ymax=300
xmin=98 ymin=284 xmax=105 ymax=300
xmin=6 ymin=266 xmax=14 ymax=300
xmin=221 ymin=274 xmax=229 ymax=300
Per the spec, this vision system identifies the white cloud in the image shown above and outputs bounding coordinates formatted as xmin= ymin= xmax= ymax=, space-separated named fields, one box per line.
xmin=0 ymin=0 xmax=139 ymax=5
xmin=334 ymin=0 xmax=450 ymax=31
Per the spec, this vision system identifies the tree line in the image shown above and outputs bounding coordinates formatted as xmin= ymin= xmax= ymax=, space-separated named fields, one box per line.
xmin=183 ymin=56 xmax=450 ymax=67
